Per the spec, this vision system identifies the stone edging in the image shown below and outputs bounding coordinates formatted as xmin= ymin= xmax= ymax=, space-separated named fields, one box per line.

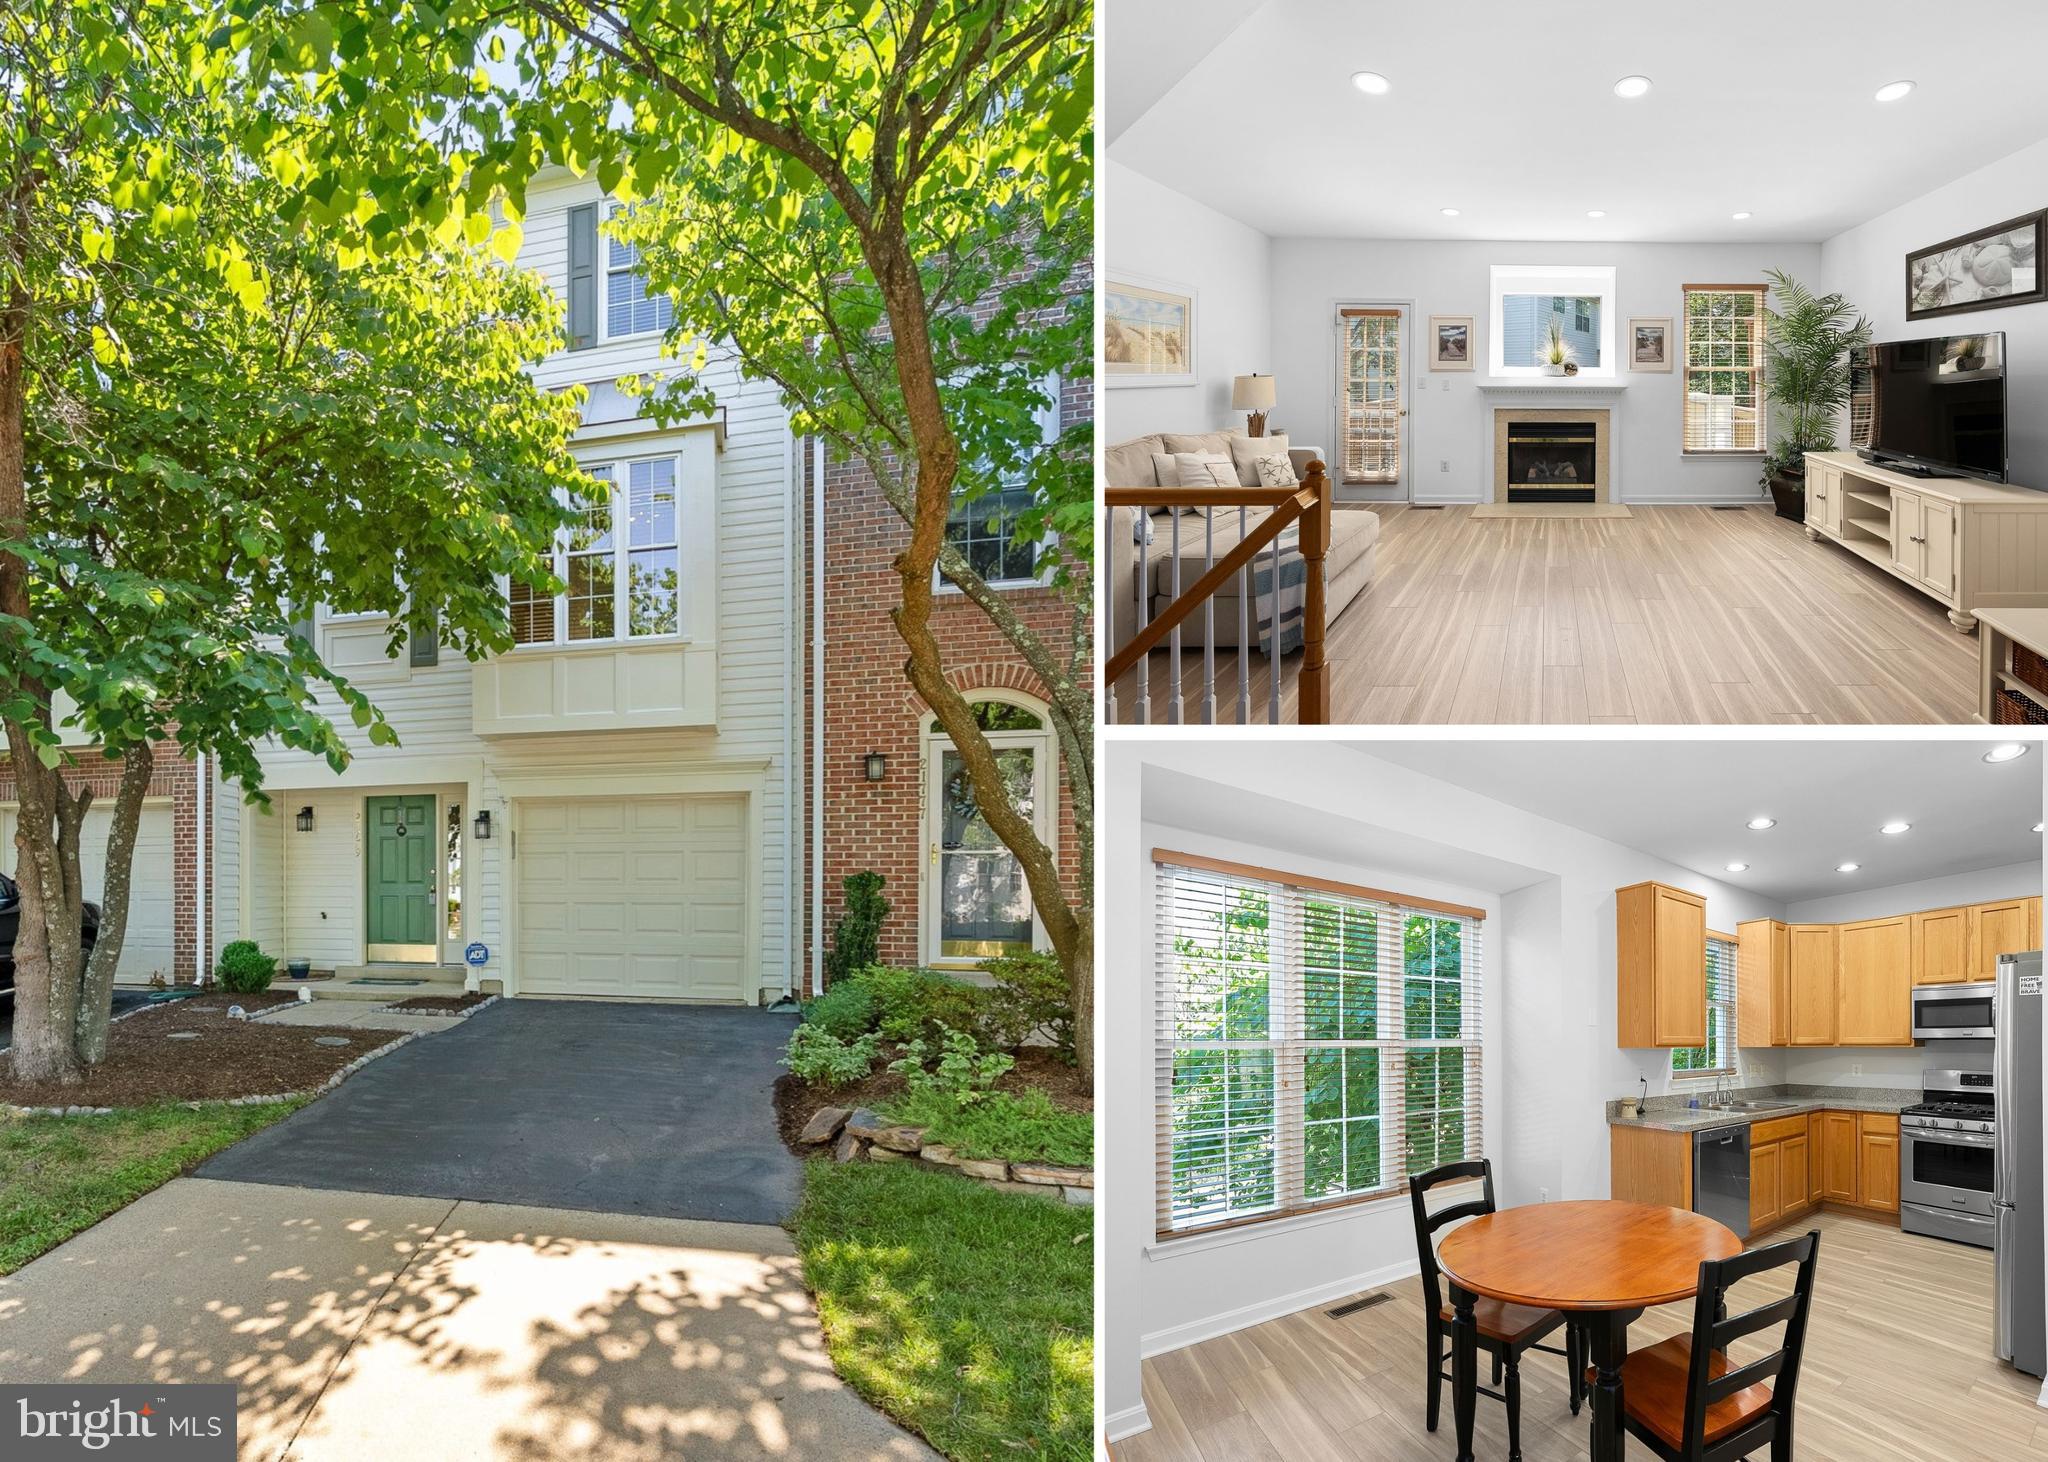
xmin=0 ymin=1028 xmax=426 ymax=1118
xmin=371 ymin=993 xmax=501 ymax=1019
xmin=797 ymin=1105 xmax=1093 ymax=1207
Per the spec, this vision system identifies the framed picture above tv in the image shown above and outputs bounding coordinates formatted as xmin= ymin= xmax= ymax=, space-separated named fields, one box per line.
xmin=1906 ymin=209 xmax=2045 ymax=321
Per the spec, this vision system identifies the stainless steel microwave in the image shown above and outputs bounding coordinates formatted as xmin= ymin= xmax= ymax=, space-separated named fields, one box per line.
xmin=1912 ymin=980 xmax=1996 ymax=1040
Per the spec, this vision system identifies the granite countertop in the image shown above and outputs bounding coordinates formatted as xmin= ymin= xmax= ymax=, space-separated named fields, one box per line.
xmin=1606 ymin=1085 xmax=1914 ymax=1133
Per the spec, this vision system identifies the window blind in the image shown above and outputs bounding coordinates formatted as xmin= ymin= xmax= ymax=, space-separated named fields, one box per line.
xmin=1682 ymin=285 xmax=1766 ymax=453
xmin=1153 ymin=854 xmax=1485 ymax=1240
xmin=1673 ymin=934 xmax=1738 ymax=1078
xmin=1339 ymin=308 xmax=1402 ymax=485
xmin=1848 ymin=346 xmax=1875 ymax=449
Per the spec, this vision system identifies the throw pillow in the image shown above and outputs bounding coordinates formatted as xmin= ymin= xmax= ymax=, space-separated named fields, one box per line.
xmin=1254 ymin=452 xmax=1299 ymax=487
xmin=1150 ymin=452 xmax=1183 ymax=488
xmin=1171 ymin=451 xmax=1240 ymax=489
xmin=1228 ymin=431 xmax=1291 ymax=487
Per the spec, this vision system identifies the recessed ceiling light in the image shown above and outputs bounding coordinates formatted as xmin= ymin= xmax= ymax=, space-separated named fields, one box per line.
xmin=1985 ymin=742 xmax=2031 ymax=763
xmin=1880 ymin=821 xmax=1912 ymax=835
xmin=1351 ymin=71 xmax=1391 ymax=95
xmin=1837 ymin=862 xmax=1861 ymax=873
xmin=1586 ymin=210 xmax=1607 ymax=219
xmin=1613 ymin=75 xmax=1653 ymax=99
xmin=1726 ymin=862 xmax=1748 ymax=873
xmin=1875 ymin=80 xmax=1916 ymax=103
xmin=2034 ymin=822 xmax=2044 ymax=834
xmin=1746 ymin=817 xmax=1776 ymax=830
xmin=1732 ymin=211 xmax=1753 ymax=221
xmin=1441 ymin=207 xmax=1461 ymax=217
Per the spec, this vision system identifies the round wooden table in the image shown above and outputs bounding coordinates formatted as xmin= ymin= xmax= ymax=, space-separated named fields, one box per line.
xmin=1436 ymin=1200 xmax=1742 ymax=1462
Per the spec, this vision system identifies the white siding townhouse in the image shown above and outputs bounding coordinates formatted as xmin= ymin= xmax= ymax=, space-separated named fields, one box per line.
xmin=209 ymin=170 xmax=806 ymax=1004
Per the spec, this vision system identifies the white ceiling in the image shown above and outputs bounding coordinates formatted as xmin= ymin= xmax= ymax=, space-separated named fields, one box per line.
xmin=1109 ymin=0 xmax=2048 ymax=243
xmin=1355 ymin=740 xmax=2043 ymax=901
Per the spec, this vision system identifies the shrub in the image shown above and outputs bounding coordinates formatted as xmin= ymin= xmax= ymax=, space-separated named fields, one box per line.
xmin=215 ymin=940 xmax=276 ymax=993
xmin=860 ymin=965 xmax=996 ymax=1047
xmin=887 ymin=1026 xmax=1015 ymax=1102
xmin=879 ymin=1087 xmax=1092 ymax=1167
xmin=802 ymin=978 xmax=879 ymax=1040
xmin=823 ymin=872 xmax=888 ymax=986
xmin=979 ymin=952 xmax=1075 ymax=1061
xmin=783 ymin=1024 xmax=882 ymax=1086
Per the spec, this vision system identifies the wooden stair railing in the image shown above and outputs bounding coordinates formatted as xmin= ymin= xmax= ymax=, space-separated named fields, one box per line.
xmin=1103 ymin=459 xmax=1332 ymax=724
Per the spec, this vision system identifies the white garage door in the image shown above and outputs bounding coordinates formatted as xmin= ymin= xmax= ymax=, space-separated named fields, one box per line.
xmin=1 ymin=802 xmax=176 ymax=984
xmin=517 ymin=796 xmax=746 ymax=1000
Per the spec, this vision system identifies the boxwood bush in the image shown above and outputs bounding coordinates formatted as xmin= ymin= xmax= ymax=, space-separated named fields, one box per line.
xmin=214 ymin=940 xmax=276 ymax=994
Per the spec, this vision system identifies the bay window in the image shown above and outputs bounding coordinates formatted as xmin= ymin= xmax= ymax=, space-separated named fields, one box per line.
xmin=511 ymin=453 xmax=685 ymax=646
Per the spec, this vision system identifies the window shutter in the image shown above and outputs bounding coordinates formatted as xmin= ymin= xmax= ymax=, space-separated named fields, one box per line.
xmin=566 ymin=203 xmax=598 ymax=350
xmin=1682 ymin=285 xmax=1767 ymax=453
xmin=410 ymin=619 xmax=439 ymax=668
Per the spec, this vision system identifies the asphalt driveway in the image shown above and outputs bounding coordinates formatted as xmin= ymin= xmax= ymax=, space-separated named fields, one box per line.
xmin=199 ymin=1000 xmax=804 ymax=1225
xmin=0 ymin=986 xmax=150 ymax=1051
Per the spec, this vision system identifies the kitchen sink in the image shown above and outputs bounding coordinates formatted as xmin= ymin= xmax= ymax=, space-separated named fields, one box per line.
xmin=1700 ymin=1099 xmax=1803 ymax=1113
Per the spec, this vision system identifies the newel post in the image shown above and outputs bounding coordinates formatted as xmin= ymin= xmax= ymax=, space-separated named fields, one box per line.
xmin=1297 ymin=459 xmax=1332 ymax=724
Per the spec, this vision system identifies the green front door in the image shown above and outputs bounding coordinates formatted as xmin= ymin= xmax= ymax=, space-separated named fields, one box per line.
xmin=365 ymin=795 xmax=438 ymax=962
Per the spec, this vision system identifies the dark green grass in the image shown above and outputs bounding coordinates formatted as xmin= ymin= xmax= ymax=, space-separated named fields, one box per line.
xmin=878 ymin=1087 xmax=1093 ymax=1167
xmin=792 ymin=1157 xmax=1093 ymax=1461
xmin=0 ymin=1098 xmax=309 ymax=1273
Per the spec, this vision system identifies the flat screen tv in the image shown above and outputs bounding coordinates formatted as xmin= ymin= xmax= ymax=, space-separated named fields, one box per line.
xmin=1859 ymin=332 xmax=2008 ymax=482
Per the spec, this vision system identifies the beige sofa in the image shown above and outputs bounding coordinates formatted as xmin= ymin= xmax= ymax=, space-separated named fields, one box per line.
xmin=1106 ymin=430 xmax=1379 ymax=654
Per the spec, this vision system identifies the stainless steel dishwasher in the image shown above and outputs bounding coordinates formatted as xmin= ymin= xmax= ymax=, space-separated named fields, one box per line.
xmin=1692 ymin=1123 xmax=1751 ymax=1238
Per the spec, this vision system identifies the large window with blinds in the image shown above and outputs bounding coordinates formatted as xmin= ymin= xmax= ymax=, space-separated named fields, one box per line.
xmin=1671 ymin=934 xmax=1738 ymax=1079
xmin=1683 ymin=285 xmax=1766 ymax=453
xmin=1154 ymin=855 xmax=1485 ymax=1239
xmin=1337 ymin=307 xmax=1402 ymax=485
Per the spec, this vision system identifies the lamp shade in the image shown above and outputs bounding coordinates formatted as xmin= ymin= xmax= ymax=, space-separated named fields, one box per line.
xmin=1231 ymin=374 xmax=1276 ymax=410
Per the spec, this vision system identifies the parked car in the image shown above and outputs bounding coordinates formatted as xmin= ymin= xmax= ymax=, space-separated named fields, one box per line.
xmin=0 ymin=873 xmax=101 ymax=1004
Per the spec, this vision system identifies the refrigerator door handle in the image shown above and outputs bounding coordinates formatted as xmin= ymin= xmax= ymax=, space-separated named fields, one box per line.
xmin=1996 ymin=1201 xmax=2017 ymax=1362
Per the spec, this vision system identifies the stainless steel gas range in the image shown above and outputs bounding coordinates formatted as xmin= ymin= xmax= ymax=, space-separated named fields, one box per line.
xmin=1899 ymin=1069 xmax=1997 ymax=1249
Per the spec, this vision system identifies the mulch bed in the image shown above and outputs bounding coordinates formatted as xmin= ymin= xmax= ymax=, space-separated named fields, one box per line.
xmin=774 ymin=1047 xmax=1091 ymax=1155
xmin=143 ymin=991 xmax=301 ymax=1015
xmin=384 ymin=993 xmax=492 ymax=1014
xmin=0 ymin=999 xmax=405 ymax=1108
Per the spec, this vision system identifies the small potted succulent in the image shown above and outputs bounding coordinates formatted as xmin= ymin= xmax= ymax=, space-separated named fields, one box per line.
xmin=1541 ymin=320 xmax=1574 ymax=376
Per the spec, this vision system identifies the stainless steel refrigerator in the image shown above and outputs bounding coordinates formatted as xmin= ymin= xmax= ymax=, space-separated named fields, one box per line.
xmin=1996 ymin=951 xmax=2045 ymax=1378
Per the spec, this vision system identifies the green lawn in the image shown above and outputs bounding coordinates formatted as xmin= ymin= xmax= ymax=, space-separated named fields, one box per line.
xmin=878 ymin=1087 xmax=1093 ymax=1168
xmin=0 ymin=1098 xmax=308 ymax=1273
xmin=792 ymin=1158 xmax=1092 ymax=1462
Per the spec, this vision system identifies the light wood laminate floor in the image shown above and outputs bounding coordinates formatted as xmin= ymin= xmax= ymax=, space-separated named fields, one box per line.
xmin=1113 ymin=1210 xmax=2046 ymax=1462
xmin=1111 ymin=505 xmax=1983 ymax=725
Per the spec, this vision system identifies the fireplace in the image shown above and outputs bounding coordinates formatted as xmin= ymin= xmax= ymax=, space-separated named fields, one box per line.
xmin=1505 ymin=420 xmax=1597 ymax=502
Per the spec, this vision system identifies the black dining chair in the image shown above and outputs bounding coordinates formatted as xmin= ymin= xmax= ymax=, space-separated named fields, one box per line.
xmin=1409 ymin=1158 xmax=1582 ymax=1460
xmin=1601 ymin=1229 xmax=1821 ymax=1462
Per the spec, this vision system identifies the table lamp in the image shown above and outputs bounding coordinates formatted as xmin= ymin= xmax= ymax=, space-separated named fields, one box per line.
xmin=1232 ymin=373 xmax=1276 ymax=437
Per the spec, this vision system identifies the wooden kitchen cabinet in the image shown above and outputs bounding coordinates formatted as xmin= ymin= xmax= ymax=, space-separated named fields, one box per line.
xmin=1781 ymin=1133 xmax=1810 ymax=1215
xmin=1617 ymin=881 xmax=1707 ymax=1048
xmin=1821 ymin=1111 xmax=1858 ymax=1203
xmin=1788 ymin=925 xmax=1838 ymax=1046
xmin=1736 ymin=918 xmax=1790 ymax=1047
xmin=1911 ymin=906 xmax=1972 ymax=985
xmin=1859 ymin=1114 xmax=1900 ymax=1213
xmin=1806 ymin=1113 xmax=1824 ymax=1203
xmin=1750 ymin=1139 xmax=1783 ymax=1232
xmin=1970 ymin=898 xmax=2042 ymax=981
xmin=1836 ymin=915 xmax=1912 ymax=1045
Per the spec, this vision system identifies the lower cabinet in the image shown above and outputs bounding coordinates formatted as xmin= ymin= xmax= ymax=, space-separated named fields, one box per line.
xmin=1821 ymin=1111 xmax=1858 ymax=1203
xmin=1613 ymin=1109 xmax=1905 ymax=1235
xmin=1859 ymin=1115 xmax=1900 ymax=1213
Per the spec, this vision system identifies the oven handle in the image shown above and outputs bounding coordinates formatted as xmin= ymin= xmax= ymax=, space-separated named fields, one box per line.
xmin=1905 ymin=1127 xmax=1997 ymax=1149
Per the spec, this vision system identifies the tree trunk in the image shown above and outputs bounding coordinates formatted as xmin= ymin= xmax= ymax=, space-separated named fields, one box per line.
xmin=74 ymin=742 xmax=154 ymax=1063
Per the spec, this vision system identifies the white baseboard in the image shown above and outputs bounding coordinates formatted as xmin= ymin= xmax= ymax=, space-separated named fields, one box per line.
xmin=2036 ymin=1374 xmax=2047 ymax=1410
xmin=1138 ymin=1256 xmax=1420 ymax=1358
xmin=1103 ymin=1401 xmax=1152 ymax=1444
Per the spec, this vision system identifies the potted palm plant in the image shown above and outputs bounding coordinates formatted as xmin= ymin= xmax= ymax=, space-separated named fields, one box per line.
xmin=1759 ymin=268 xmax=1871 ymax=521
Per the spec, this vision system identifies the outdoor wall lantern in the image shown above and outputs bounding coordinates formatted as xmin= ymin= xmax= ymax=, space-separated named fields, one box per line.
xmin=295 ymin=806 xmax=315 ymax=833
xmin=473 ymin=809 xmax=493 ymax=840
xmin=864 ymin=752 xmax=888 ymax=782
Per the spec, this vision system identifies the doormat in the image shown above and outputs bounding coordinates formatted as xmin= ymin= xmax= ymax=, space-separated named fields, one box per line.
xmin=1471 ymin=503 xmax=1633 ymax=520
xmin=349 ymin=977 xmax=427 ymax=986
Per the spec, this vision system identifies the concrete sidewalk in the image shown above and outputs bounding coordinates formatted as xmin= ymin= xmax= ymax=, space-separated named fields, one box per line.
xmin=0 ymin=1177 xmax=934 ymax=1461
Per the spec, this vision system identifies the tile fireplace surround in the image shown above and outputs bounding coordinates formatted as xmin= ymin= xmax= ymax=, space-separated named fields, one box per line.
xmin=1491 ymin=406 xmax=1612 ymax=503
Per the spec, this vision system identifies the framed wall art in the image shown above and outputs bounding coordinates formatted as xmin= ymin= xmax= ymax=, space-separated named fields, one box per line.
xmin=1427 ymin=315 xmax=1475 ymax=371
xmin=1906 ymin=209 xmax=2045 ymax=320
xmin=1105 ymin=274 xmax=1198 ymax=388
xmin=1628 ymin=317 xmax=1673 ymax=372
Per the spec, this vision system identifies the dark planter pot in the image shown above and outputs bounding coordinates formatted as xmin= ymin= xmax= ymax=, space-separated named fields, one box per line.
xmin=1768 ymin=470 xmax=1806 ymax=522
xmin=287 ymin=958 xmax=312 ymax=980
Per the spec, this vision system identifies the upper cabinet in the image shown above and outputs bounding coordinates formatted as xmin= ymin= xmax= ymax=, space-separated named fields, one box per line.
xmin=1910 ymin=906 xmax=1972 ymax=985
xmin=1618 ymin=881 xmax=1707 ymax=1048
xmin=1836 ymin=916 xmax=1911 ymax=1046
xmin=1788 ymin=924 xmax=1839 ymax=1046
xmin=1970 ymin=898 xmax=2042 ymax=982
xmin=1737 ymin=918 xmax=1790 ymax=1046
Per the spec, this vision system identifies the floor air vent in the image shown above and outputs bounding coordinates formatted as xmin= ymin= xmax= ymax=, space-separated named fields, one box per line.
xmin=1408 ymin=504 xmax=1447 ymax=510
xmin=1711 ymin=504 xmax=1749 ymax=511
xmin=1326 ymin=1293 xmax=1392 ymax=1319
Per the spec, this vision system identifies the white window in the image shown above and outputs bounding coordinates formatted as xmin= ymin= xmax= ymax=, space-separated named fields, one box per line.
xmin=510 ymin=454 xmax=684 ymax=646
xmin=1671 ymin=934 xmax=1739 ymax=1079
xmin=604 ymin=204 xmax=674 ymax=340
xmin=1682 ymin=285 xmax=1767 ymax=453
xmin=940 ymin=375 xmax=1062 ymax=591
xmin=1154 ymin=858 xmax=1485 ymax=1239
xmin=1489 ymin=265 xmax=1617 ymax=378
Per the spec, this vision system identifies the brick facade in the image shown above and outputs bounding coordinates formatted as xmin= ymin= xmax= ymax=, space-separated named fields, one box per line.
xmin=801 ymin=274 xmax=1092 ymax=992
xmin=0 ymin=746 xmax=202 ymax=981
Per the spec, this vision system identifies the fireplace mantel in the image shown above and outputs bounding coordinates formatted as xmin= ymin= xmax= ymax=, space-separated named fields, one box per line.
xmin=1476 ymin=378 xmax=1630 ymax=396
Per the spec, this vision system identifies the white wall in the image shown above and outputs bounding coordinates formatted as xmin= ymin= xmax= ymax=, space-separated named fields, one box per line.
xmin=1268 ymin=238 xmax=1824 ymax=504
xmin=1104 ymin=158 xmax=1272 ymax=443
xmin=1821 ymin=136 xmax=2048 ymax=492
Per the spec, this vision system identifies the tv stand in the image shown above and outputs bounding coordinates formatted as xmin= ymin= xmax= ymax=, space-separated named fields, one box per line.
xmin=1803 ymin=452 xmax=2048 ymax=633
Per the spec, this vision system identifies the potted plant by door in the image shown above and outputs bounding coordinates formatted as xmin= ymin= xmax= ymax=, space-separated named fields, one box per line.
xmin=1758 ymin=268 xmax=1871 ymax=521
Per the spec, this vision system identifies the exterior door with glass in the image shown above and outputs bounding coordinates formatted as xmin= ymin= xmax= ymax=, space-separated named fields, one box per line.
xmin=923 ymin=704 xmax=1051 ymax=965
xmin=1335 ymin=304 xmax=1408 ymax=503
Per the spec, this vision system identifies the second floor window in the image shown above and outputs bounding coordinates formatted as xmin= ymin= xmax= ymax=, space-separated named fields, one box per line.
xmin=512 ymin=454 xmax=683 ymax=646
xmin=606 ymin=205 xmax=674 ymax=339
xmin=941 ymin=375 xmax=1061 ymax=589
